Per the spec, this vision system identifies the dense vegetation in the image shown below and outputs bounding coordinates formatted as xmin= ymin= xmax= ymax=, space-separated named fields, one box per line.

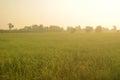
xmin=0 ymin=32 xmax=120 ymax=80
xmin=1 ymin=23 xmax=118 ymax=33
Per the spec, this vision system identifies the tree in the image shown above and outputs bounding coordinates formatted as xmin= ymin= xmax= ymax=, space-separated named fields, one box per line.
xmin=95 ymin=25 xmax=103 ymax=32
xmin=44 ymin=26 xmax=49 ymax=32
xmin=75 ymin=25 xmax=81 ymax=32
xmin=32 ymin=24 xmax=39 ymax=31
xmin=111 ymin=25 xmax=117 ymax=31
xmin=8 ymin=23 xmax=14 ymax=30
xmin=38 ymin=24 xmax=44 ymax=32
xmin=23 ymin=26 xmax=32 ymax=31
xmin=49 ymin=25 xmax=64 ymax=32
xmin=67 ymin=26 xmax=76 ymax=33
xmin=102 ymin=27 xmax=109 ymax=32
xmin=84 ymin=26 xmax=93 ymax=32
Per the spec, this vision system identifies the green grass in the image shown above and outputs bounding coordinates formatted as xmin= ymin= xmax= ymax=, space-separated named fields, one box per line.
xmin=0 ymin=32 xmax=120 ymax=80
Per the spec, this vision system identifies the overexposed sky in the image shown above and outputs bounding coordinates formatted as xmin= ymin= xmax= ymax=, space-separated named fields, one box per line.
xmin=0 ymin=0 xmax=120 ymax=29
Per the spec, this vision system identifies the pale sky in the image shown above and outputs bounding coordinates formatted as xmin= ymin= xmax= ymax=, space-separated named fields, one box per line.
xmin=0 ymin=0 xmax=120 ymax=29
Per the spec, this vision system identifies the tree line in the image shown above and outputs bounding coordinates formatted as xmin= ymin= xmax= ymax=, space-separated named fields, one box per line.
xmin=0 ymin=23 xmax=119 ymax=33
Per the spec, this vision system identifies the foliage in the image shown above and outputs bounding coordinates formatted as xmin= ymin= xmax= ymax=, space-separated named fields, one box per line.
xmin=95 ymin=25 xmax=103 ymax=32
xmin=8 ymin=23 xmax=14 ymax=30
xmin=75 ymin=25 xmax=81 ymax=32
xmin=84 ymin=26 xmax=93 ymax=32
xmin=1 ymin=23 xmax=119 ymax=33
xmin=67 ymin=26 xmax=76 ymax=33
xmin=19 ymin=25 xmax=64 ymax=32
xmin=111 ymin=25 xmax=117 ymax=31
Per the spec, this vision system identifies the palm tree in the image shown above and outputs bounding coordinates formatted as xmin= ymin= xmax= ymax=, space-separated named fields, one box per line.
xmin=8 ymin=23 xmax=14 ymax=30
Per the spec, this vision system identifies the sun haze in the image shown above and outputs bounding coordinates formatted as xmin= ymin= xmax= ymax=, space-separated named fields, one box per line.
xmin=0 ymin=0 xmax=120 ymax=29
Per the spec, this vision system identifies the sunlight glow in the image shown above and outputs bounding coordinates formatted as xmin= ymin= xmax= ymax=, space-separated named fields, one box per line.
xmin=0 ymin=0 xmax=120 ymax=29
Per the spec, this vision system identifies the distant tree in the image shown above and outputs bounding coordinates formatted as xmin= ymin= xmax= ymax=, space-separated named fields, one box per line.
xmin=23 ymin=26 xmax=32 ymax=31
xmin=38 ymin=24 xmax=44 ymax=32
xmin=111 ymin=25 xmax=117 ymax=31
xmin=8 ymin=23 xmax=14 ymax=30
xmin=95 ymin=25 xmax=103 ymax=32
xmin=44 ymin=26 xmax=49 ymax=32
xmin=102 ymin=27 xmax=109 ymax=32
xmin=84 ymin=26 xmax=93 ymax=32
xmin=75 ymin=25 xmax=81 ymax=32
xmin=49 ymin=25 xmax=64 ymax=32
xmin=32 ymin=24 xmax=39 ymax=31
xmin=67 ymin=26 xmax=76 ymax=33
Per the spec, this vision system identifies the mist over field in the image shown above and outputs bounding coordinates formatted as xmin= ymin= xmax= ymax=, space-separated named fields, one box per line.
xmin=0 ymin=32 xmax=120 ymax=80
xmin=1 ymin=0 xmax=120 ymax=80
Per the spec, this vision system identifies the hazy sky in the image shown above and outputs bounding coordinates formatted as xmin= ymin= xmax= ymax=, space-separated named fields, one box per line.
xmin=1 ymin=0 xmax=120 ymax=29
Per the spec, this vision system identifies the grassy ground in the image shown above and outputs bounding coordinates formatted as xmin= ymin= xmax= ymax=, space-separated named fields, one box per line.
xmin=0 ymin=32 xmax=120 ymax=80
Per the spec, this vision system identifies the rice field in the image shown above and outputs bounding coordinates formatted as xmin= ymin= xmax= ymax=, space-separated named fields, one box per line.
xmin=0 ymin=32 xmax=120 ymax=80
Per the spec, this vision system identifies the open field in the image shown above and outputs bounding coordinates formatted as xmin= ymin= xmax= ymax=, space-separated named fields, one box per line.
xmin=0 ymin=32 xmax=120 ymax=80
